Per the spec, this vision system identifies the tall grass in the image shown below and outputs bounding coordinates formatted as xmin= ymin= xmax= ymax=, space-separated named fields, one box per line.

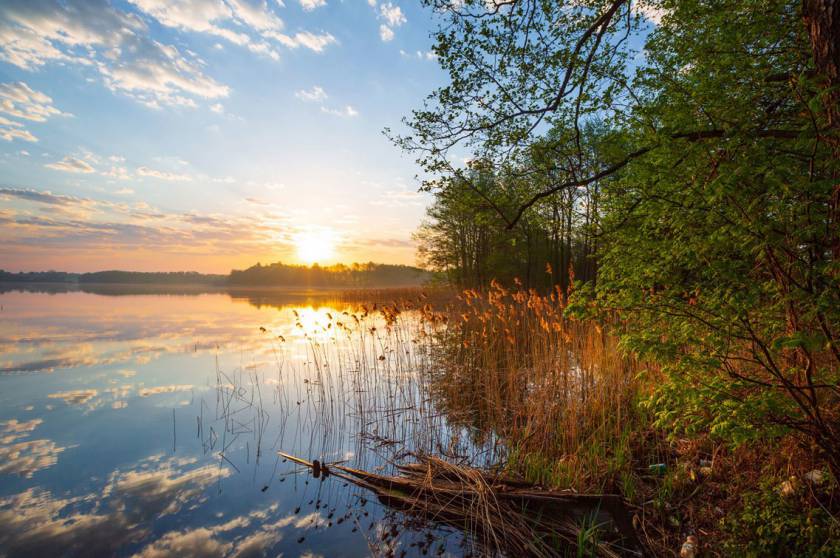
xmin=427 ymin=280 xmax=653 ymax=493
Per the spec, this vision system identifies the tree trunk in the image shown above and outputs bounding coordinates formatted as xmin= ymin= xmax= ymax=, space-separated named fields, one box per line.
xmin=802 ymin=0 xmax=840 ymax=258
xmin=803 ymin=0 xmax=840 ymax=129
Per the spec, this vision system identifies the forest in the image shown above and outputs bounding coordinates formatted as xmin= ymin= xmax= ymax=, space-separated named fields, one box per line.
xmin=394 ymin=0 xmax=840 ymax=554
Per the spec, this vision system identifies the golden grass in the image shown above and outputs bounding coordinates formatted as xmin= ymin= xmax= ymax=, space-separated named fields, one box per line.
xmin=425 ymin=280 xmax=652 ymax=493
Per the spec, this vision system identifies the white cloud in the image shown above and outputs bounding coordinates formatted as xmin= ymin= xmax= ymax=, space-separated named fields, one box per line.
xmin=320 ymin=105 xmax=358 ymax=117
xmin=129 ymin=0 xmax=337 ymax=55
xmin=137 ymin=166 xmax=193 ymax=182
xmin=0 ymin=123 xmax=37 ymax=142
xmin=45 ymin=156 xmax=95 ymax=174
xmin=379 ymin=2 xmax=405 ymax=27
xmin=0 ymin=82 xmax=65 ymax=121
xmin=209 ymin=102 xmax=225 ymax=113
xmin=299 ymin=0 xmax=327 ymax=11
xmin=373 ymin=2 xmax=404 ymax=42
xmin=400 ymin=49 xmax=437 ymax=60
xmin=0 ymin=1 xmax=230 ymax=109
xmin=271 ymin=30 xmax=337 ymax=52
xmin=102 ymin=166 xmax=131 ymax=180
xmin=296 ymin=85 xmax=356 ymax=117
xmin=379 ymin=24 xmax=394 ymax=42
xmin=0 ymin=81 xmax=66 ymax=142
xmin=128 ymin=0 xmax=248 ymax=44
xmin=295 ymin=85 xmax=327 ymax=102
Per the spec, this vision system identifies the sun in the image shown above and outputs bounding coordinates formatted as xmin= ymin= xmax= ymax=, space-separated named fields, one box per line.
xmin=294 ymin=229 xmax=336 ymax=264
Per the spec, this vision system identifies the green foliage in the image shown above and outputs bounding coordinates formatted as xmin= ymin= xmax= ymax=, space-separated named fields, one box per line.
xmin=402 ymin=0 xmax=840 ymax=524
xmin=591 ymin=0 xmax=840 ymax=461
xmin=722 ymin=480 xmax=840 ymax=557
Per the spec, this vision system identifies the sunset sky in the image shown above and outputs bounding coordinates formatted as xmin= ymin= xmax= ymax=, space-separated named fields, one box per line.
xmin=0 ymin=0 xmax=444 ymax=273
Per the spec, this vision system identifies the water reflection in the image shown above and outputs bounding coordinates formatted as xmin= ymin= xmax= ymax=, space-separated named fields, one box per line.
xmin=0 ymin=288 xmax=476 ymax=557
xmin=0 ymin=418 xmax=67 ymax=478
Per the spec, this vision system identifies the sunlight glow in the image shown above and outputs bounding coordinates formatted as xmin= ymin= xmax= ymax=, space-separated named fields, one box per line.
xmin=294 ymin=229 xmax=336 ymax=264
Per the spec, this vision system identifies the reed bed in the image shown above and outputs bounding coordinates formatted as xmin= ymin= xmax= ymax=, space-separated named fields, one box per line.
xmin=430 ymin=281 xmax=649 ymax=493
xmin=199 ymin=284 xmax=653 ymax=555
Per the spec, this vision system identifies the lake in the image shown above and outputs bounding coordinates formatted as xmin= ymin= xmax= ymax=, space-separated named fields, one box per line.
xmin=0 ymin=287 xmax=495 ymax=558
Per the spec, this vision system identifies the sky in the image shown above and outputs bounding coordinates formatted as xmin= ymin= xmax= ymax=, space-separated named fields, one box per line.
xmin=0 ymin=0 xmax=445 ymax=273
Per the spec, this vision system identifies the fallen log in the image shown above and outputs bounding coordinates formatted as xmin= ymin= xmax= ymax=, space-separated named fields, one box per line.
xmin=277 ymin=451 xmax=648 ymax=557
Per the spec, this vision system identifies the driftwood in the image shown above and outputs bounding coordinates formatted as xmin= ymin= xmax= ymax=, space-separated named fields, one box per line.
xmin=278 ymin=451 xmax=647 ymax=557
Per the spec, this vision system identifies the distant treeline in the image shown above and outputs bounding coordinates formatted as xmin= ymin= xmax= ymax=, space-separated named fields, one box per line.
xmin=79 ymin=271 xmax=226 ymax=285
xmin=0 ymin=270 xmax=78 ymax=283
xmin=0 ymin=262 xmax=432 ymax=288
xmin=0 ymin=270 xmax=224 ymax=285
xmin=228 ymin=262 xmax=431 ymax=287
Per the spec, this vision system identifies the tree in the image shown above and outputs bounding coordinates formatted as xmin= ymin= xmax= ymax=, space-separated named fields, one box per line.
xmin=398 ymin=0 xmax=840 ymax=477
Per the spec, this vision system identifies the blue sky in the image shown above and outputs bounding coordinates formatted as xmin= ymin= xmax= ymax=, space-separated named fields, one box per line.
xmin=0 ymin=0 xmax=444 ymax=273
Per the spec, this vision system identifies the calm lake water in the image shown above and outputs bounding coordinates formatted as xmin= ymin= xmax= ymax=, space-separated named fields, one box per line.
xmin=0 ymin=287 xmax=492 ymax=558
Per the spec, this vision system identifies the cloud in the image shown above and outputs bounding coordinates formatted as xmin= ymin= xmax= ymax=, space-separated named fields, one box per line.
xmin=379 ymin=24 xmax=394 ymax=42
xmin=106 ymin=456 xmax=227 ymax=520
xmin=137 ymin=384 xmax=193 ymax=397
xmin=0 ymin=187 xmax=89 ymax=206
xmin=0 ymin=122 xmax=37 ymax=142
xmin=295 ymin=86 xmax=357 ymax=117
xmin=272 ymin=30 xmax=337 ymax=52
xmin=45 ymin=156 xmax=96 ymax=174
xmin=128 ymin=0 xmax=337 ymax=56
xmin=132 ymin=528 xmax=231 ymax=558
xmin=1 ymin=418 xmax=43 ymax=434
xmin=0 ymin=439 xmax=69 ymax=478
xmin=299 ymin=0 xmax=326 ymax=11
xmin=0 ymin=82 xmax=65 ymax=121
xmin=0 ymin=81 xmax=66 ymax=141
xmin=320 ymin=105 xmax=358 ymax=117
xmin=103 ymin=166 xmax=131 ymax=180
xmin=0 ymin=0 xmax=229 ymax=108
xmin=127 ymin=0 xmax=250 ymax=45
xmin=294 ymin=85 xmax=327 ymax=102
xmin=0 ymin=419 xmax=67 ymax=478
xmin=209 ymin=102 xmax=225 ymax=113
xmin=379 ymin=2 xmax=405 ymax=27
xmin=0 ymin=456 xmax=235 ymax=556
xmin=137 ymin=166 xmax=193 ymax=181
xmin=375 ymin=1 xmax=405 ymax=42
xmin=400 ymin=49 xmax=436 ymax=61
xmin=48 ymin=389 xmax=99 ymax=405
xmin=0 ymin=186 xmax=311 ymax=272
